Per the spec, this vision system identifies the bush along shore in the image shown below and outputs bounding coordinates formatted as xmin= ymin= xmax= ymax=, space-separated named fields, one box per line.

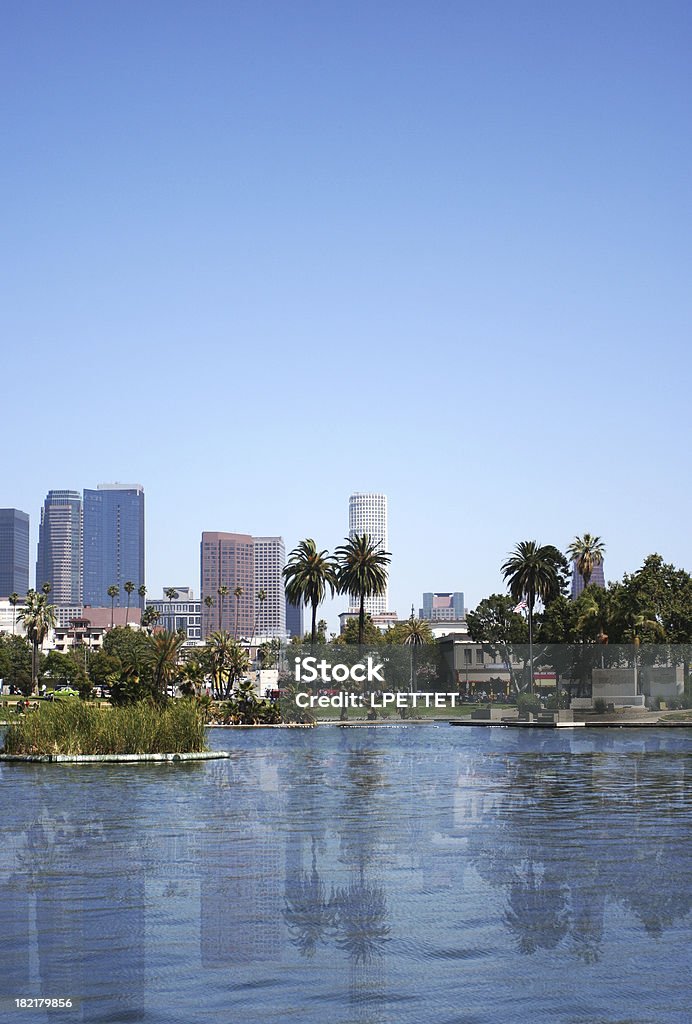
xmin=1 ymin=699 xmax=208 ymax=756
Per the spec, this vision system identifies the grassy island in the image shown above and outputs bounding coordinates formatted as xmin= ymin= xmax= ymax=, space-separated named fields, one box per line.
xmin=1 ymin=699 xmax=208 ymax=756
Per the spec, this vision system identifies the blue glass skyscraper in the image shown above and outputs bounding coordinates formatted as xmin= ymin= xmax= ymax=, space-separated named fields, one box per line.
xmin=36 ymin=490 xmax=82 ymax=604
xmin=0 ymin=508 xmax=30 ymax=597
xmin=82 ymin=485 xmax=145 ymax=609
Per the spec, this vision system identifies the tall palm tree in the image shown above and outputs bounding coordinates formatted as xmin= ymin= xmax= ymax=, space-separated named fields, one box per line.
xmin=501 ymin=541 xmax=564 ymax=692
xmin=335 ymin=534 xmax=391 ymax=646
xmin=217 ymin=586 xmax=229 ymax=631
xmin=123 ymin=581 xmax=135 ymax=626
xmin=252 ymin=588 xmax=267 ymax=643
xmin=138 ymin=584 xmax=147 ymax=609
xmin=233 ymin=586 xmax=243 ymax=639
xmin=18 ymin=589 xmax=57 ymax=694
xmin=401 ymin=610 xmax=432 ymax=694
xmin=203 ymin=594 xmax=215 ymax=635
xmin=9 ymin=592 xmax=20 ymax=635
xmin=567 ymin=534 xmax=606 ymax=591
xmin=283 ymin=539 xmax=339 ymax=648
xmin=107 ymin=585 xmax=120 ymax=628
xmin=164 ymin=587 xmax=179 ymax=632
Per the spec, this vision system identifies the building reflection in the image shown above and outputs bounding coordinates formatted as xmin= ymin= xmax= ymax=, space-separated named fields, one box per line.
xmin=1 ymin=728 xmax=690 ymax=1023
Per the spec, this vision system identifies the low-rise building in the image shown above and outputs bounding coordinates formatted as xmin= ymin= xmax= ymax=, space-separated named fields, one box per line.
xmin=146 ymin=588 xmax=201 ymax=642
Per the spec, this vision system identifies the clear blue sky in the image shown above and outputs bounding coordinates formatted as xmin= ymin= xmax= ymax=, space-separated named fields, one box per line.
xmin=2 ymin=1 xmax=690 ymax=628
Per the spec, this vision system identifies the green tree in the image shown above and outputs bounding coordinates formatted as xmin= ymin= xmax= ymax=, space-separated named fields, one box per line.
xmin=146 ymin=629 xmax=186 ymax=701
xmin=501 ymin=541 xmax=565 ymax=692
xmin=466 ymin=594 xmax=529 ymax=694
xmin=17 ymin=589 xmax=57 ymax=694
xmin=87 ymin=650 xmax=123 ymax=695
xmin=205 ymin=630 xmax=238 ymax=699
xmin=335 ymin=534 xmax=391 ymax=646
xmin=123 ymin=581 xmax=135 ymax=626
xmin=42 ymin=650 xmax=90 ymax=698
xmin=107 ymin=584 xmax=120 ymax=628
xmin=384 ymin=617 xmax=435 ymax=645
xmin=141 ymin=606 xmax=160 ymax=633
xmin=102 ymin=626 xmax=154 ymax=678
xmin=0 ymin=634 xmax=34 ymax=695
xmin=613 ymin=554 xmax=692 ymax=644
xmin=567 ymin=533 xmax=606 ymax=591
xmin=284 ymin=539 xmax=339 ymax=648
xmin=335 ymin=614 xmax=383 ymax=647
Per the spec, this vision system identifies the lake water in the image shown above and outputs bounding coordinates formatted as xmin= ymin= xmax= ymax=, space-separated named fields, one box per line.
xmin=1 ymin=725 xmax=690 ymax=1023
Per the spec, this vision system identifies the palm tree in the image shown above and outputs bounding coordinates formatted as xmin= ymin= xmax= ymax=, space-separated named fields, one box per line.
xmin=284 ymin=539 xmax=339 ymax=648
xmin=123 ymin=581 xmax=135 ymax=626
xmin=224 ymin=641 xmax=250 ymax=699
xmin=146 ymin=629 xmax=186 ymax=701
xmin=252 ymin=588 xmax=267 ymax=643
xmin=567 ymin=534 xmax=606 ymax=591
xmin=233 ymin=586 xmax=243 ymax=639
xmin=141 ymin=606 xmax=160 ymax=634
xmin=206 ymin=630 xmax=248 ymax=699
xmin=163 ymin=587 xmax=179 ymax=632
xmin=107 ymin=585 xmax=120 ymax=628
xmin=401 ymin=609 xmax=432 ymax=694
xmin=217 ymin=586 xmax=229 ymax=631
xmin=203 ymin=594 xmax=215 ymax=635
xmin=335 ymin=534 xmax=391 ymax=646
xmin=501 ymin=541 xmax=564 ymax=692
xmin=138 ymin=584 xmax=147 ymax=609
xmin=17 ymin=589 xmax=57 ymax=694
xmin=9 ymin=592 xmax=20 ymax=635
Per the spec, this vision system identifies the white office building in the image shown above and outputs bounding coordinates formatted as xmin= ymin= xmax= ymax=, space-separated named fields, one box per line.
xmin=254 ymin=537 xmax=286 ymax=639
xmin=348 ymin=492 xmax=389 ymax=616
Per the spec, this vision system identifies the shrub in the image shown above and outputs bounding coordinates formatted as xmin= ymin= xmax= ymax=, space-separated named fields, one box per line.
xmin=517 ymin=693 xmax=541 ymax=715
xmin=2 ymin=699 xmax=207 ymax=755
xmin=593 ymin=698 xmax=608 ymax=715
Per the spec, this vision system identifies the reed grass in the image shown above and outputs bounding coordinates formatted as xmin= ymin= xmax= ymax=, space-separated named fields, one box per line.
xmin=2 ymin=699 xmax=208 ymax=755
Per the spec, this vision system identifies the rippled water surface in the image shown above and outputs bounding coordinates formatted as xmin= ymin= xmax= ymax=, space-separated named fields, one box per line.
xmin=1 ymin=726 xmax=691 ymax=1023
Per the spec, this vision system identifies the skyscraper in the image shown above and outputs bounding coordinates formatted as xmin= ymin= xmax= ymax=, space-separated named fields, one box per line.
xmin=200 ymin=532 xmax=255 ymax=637
xmin=348 ymin=492 xmax=389 ymax=616
xmin=200 ymin=532 xmax=286 ymax=640
xmin=254 ymin=537 xmax=286 ymax=639
xmin=0 ymin=508 xmax=30 ymax=597
xmin=285 ymin=597 xmax=304 ymax=639
xmin=82 ymin=484 xmax=145 ymax=609
xmin=570 ymin=560 xmax=606 ymax=600
xmin=36 ymin=490 xmax=83 ymax=604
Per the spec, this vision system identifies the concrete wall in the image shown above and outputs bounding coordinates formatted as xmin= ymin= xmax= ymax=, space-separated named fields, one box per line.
xmin=640 ymin=664 xmax=684 ymax=700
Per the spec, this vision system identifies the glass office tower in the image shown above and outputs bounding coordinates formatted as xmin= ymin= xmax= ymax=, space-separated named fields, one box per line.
xmin=82 ymin=484 xmax=145 ymax=609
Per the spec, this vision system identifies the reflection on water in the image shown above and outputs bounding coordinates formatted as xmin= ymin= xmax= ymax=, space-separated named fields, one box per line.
xmin=1 ymin=727 xmax=690 ymax=1023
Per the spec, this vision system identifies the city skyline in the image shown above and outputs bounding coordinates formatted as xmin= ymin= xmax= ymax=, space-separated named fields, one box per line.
xmin=1 ymin=479 xmax=686 ymax=634
xmin=2 ymin=3 xmax=690 ymax=630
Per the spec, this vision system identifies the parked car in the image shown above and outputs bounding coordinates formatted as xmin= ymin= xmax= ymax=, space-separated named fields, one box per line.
xmin=46 ymin=687 xmax=80 ymax=700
